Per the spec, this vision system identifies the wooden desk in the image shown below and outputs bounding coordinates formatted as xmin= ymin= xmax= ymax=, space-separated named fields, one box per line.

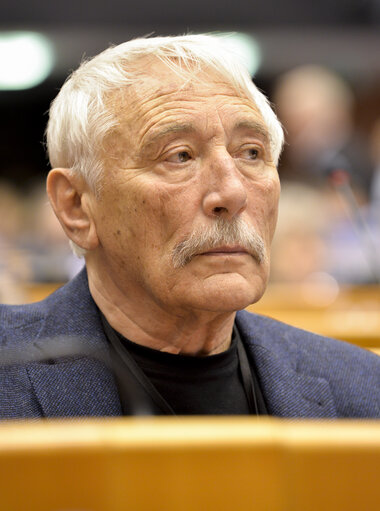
xmin=249 ymin=283 xmax=380 ymax=348
xmin=0 ymin=417 xmax=378 ymax=511
xmin=254 ymin=283 xmax=380 ymax=312
xmin=23 ymin=282 xmax=64 ymax=303
xmin=246 ymin=307 xmax=380 ymax=348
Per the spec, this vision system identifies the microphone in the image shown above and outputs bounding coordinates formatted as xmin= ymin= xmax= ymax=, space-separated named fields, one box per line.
xmin=317 ymin=149 xmax=380 ymax=284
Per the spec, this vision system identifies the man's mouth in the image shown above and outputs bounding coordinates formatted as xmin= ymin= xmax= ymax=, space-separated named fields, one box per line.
xmin=199 ymin=245 xmax=250 ymax=256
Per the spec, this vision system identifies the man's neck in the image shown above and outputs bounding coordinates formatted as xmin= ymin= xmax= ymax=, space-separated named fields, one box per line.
xmin=87 ymin=265 xmax=236 ymax=356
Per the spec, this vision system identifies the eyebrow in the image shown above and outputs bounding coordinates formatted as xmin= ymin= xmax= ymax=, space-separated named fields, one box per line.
xmin=141 ymin=123 xmax=196 ymax=151
xmin=233 ymin=120 xmax=271 ymax=144
xmin=140 ymin=119 xmax=271 ymax=154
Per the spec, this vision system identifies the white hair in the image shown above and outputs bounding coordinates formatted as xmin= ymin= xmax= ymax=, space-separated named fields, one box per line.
xmin=46 ymin=33 xmax=284 ymax=256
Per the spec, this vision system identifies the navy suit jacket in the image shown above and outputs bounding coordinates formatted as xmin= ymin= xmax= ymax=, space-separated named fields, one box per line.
xmin=0 ymin=269 xmax=379 ymax=418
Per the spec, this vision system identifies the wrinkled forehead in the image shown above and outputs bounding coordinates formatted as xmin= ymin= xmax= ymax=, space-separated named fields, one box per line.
xmin=108 ymin=56 xmax=261 ymax=124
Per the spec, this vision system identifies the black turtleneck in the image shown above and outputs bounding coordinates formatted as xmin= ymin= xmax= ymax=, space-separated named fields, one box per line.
xmin=101 ymin=313 xmax=268 ymax=416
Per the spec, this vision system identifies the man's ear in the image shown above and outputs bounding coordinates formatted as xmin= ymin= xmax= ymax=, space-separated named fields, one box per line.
xmin=46 ymin=168 xmax=99 ymax=251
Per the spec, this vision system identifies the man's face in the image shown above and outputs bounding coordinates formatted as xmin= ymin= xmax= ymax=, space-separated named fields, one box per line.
xmin=90 ymin=65 xmax=280 ymax=316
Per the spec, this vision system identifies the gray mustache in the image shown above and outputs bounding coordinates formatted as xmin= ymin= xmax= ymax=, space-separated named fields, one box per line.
xmin=172 ymin=217 xmax=267 ymax=269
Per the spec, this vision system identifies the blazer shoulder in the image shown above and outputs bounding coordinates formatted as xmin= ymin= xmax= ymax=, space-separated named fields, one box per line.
xmin=236 ymin=309 xmax=378 ymax=362
xmin=0 ymin=301 xmax=47 ymax=344
xmin=236 ymin=309 xmax=380 ymax=418
xmin=0 ymin=268 xmax=92 ymax=344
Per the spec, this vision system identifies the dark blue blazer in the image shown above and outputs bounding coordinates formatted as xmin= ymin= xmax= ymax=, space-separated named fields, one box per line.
xmin=0 ymin=269 xmax=379 ymax=418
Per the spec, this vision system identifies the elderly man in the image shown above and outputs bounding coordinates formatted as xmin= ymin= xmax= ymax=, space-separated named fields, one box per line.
xmin=0 ymin=35 xmax=379 ymax=418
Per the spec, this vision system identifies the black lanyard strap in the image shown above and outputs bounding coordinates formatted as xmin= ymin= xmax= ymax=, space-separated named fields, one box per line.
xmin=236 ymin=330 xmax=259 ymax=416
xmin=101 ymin=312 xmax=176 ymax=415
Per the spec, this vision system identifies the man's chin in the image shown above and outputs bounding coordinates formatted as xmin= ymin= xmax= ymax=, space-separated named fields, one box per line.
xmin=183 ymin=272 xmax=267 ymax=313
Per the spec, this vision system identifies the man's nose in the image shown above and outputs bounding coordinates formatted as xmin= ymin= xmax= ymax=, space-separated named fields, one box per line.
xmin=202 ymin=153 xmax=248 ymax=220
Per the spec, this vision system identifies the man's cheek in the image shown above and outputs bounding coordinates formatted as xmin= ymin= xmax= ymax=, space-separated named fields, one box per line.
xmin=263 ymin=179 xmax=280 ymax=232
xmin=156 ymin=187 xmax=186 ymax=231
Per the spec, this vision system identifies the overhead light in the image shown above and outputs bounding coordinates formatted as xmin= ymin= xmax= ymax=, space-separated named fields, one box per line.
xmin=0 ymin=31 xmax=54 ymax=90
xmin=215 ymin=32 xmax=262 ymax=76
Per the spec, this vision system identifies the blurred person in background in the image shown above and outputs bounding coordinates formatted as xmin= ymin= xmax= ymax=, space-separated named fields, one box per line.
xmin=273 ymin=65 xmax=379 ymax=284
xmin=0 ymin=180 xmax=30 ymax=303
xmin=0 ymin=180 xmax=83 ymax=303
xmin=355 ymin=78 xmax=380 ymax=211
xmin=360 ymin=83 xmax=380 ymax=239
xmin=0 ymin=35 xmax=378 ymax=419
xmin=270 ymin=182 xmax=329 ymax=283
xmin=273 ymin=64 xmax=372 ymax=191
xmin=369 ymin=118 xmax=380 ymax=208
xmin=21 ymin=182 xmax=84 ymax=282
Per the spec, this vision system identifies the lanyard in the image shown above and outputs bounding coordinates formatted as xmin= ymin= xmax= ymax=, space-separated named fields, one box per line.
xmin=101 ymin=312 xmax=174 ymax=415
xmin=101 ymin=313 xmax=260 ymax=416
xmin=235 ymin=326 xmax=259 ymax=415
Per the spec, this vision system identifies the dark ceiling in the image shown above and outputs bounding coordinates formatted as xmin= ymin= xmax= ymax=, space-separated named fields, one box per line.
xmin=1 ymin=0 xmax=379 ymax=188
xmin=1 ymin=0 xmax=379 ymax=27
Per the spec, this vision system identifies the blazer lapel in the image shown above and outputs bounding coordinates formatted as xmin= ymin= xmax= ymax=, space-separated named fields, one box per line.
xmin=247 ymin=343 xmax=337 ymax=417
xmin=236 ymin=312 xmax=338 ymax=418
xmin=26 ymin=355 xmax=122 ymax=417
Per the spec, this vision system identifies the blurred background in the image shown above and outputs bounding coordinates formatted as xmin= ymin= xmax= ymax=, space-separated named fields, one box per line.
xmin=0 ymin=1 xmax=379 ymax=336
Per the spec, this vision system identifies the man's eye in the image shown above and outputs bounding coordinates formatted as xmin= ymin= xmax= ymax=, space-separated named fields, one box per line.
xmin=178 ymin=151 xmax=191 ymax=162
xmin=243 ymin=148 xmax=259 ymax=160
xmin=167 ymin=150 xmax=192 ymax=163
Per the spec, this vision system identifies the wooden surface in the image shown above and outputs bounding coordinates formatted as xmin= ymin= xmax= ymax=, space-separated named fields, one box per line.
xmin=23 ymin=282 xmax=64 ymax=303
xmin=246 ymin=307 xmax=380 ymax=348
xmin=248 ymin=284 xmax=380 ymax=349
xmin=249 ymin=283 xmax=380 ymax=348
xmin=0 ymin=417 xmax=379 ymax=511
